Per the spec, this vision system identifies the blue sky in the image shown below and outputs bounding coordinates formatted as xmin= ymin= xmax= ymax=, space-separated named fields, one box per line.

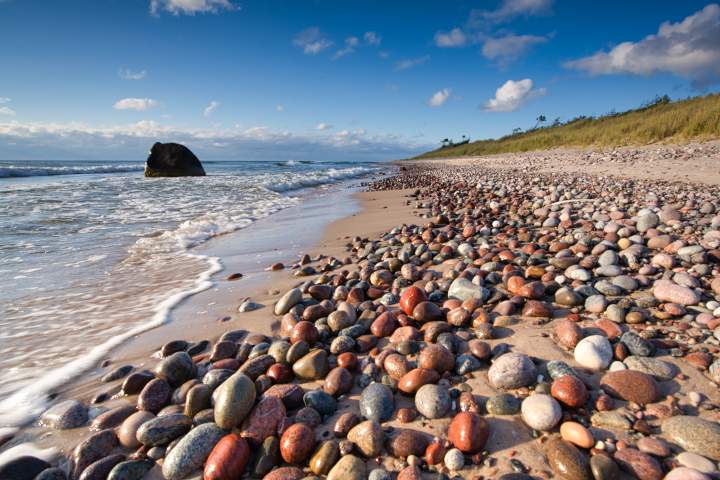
xmin=0 ymin=0 xmax=718 ymax=161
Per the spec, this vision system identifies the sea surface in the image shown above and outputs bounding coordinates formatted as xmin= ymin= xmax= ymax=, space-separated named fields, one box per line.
xmin=0 ymin=158 xmax=379 ymax=427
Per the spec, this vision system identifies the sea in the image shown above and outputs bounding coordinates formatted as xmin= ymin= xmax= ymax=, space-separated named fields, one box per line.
xmin=0 ymin=158 xmax=380 ymax=428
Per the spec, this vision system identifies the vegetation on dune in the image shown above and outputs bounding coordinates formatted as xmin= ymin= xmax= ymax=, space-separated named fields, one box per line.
xmin=416 ymin=93 xmax=720 ymax=159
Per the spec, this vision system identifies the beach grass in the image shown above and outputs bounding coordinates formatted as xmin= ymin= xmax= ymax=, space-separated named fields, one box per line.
xmin=416 ymin=93 xmax=720 ymax=159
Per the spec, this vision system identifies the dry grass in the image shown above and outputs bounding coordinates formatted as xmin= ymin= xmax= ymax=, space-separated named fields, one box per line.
xmin=416 ymin=93 xmax=720 ymax=159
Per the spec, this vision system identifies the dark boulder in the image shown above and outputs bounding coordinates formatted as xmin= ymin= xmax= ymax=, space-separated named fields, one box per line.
xmin=144 ymin=142 xmax=206 ymax=177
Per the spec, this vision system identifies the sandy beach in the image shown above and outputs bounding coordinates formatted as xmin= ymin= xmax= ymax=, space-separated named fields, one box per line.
xmin=3 ymin=142 xmax=720 ymax=480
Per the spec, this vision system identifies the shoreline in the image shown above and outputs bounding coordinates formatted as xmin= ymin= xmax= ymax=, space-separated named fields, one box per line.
xmin=3 ymin=145 xmax=720 ymax=479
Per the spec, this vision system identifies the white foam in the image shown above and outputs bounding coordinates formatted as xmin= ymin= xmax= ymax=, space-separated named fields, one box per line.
xmin=268 ymin=166 xmax=374 ymax=192
xmin=0 ymin=164 xmax=143 ymax=178
xmin=0 ymin=441 xmax=57 ymax=469
xmin=0 ymin=252 xmax=222 ymax=428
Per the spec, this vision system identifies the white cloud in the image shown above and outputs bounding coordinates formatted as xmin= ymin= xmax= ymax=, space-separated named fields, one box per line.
xmin=482 ymin=34 xmax=549 ymax=65
xmin=293 ymin=27 xmax=333 ymax=55
xmin=395 ymin=55 xmax=430 ymax=71
xmin=434 ymin=28 xmax=468 ymax=47
xmin=276 ymin=104 xmax=284 ymax=112
xmin=0 ymin=106 xmax=16 ymax=116
xmin=203 ymin=100 xmax=220 ymax=117
xmin=428 ymin=88 xmax=451 ymax=107
xmin=150 ymin=0 xmax=237 ymax=15
xmin=477 ymin=0 xmax=553 ymax=23
xmin=364 ymin=31 xmax=382 ymax=46
xmin=334 ymin=36 xmax=360 ymax=59
xmin=0 ymin=98 xmax=10 ymax=104
xmin=113 ymin=98 xmax=159 ymax=111
xmin=316 ymin=123 xmax=332 ymax=130
xmin=119 ymin=68 xmax=147 ymax=80
xmin=0 ymin=120 xmax=430 ymax=161
xmin=565 ymin=4 xmax=720 ymax=87
xmin=484 ymin=78 xmax=546 ymax=112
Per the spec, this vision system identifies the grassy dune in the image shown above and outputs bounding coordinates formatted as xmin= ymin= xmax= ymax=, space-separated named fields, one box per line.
xmin=416 ymin=93 xmax=720 ymax=159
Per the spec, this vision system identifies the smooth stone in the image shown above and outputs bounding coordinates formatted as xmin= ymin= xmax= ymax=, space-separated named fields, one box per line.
xmin=304 ymin=390 xmax=337 ymax=416
xmin=624 ymin=356 xmax=676 ymax=381
xmin=323 ymin=367 xmax=353 ymax=397
xmin=556 ymin=320 xmax=583 ymax=348
xmin=309 ymin=440 xmax=340 ymax=475
xmin=620 ymin=332 xmax=655 ymax=357
xmin=590 ymin=454 xmax=621 ymax=480
xmin=455 ymin=354 xmax=481 ymax=375
xmin=78 ymin=454 xmax=125 ymax=480
xmin=415 ymin=384 xmax=451 ymax=419
xmin=637 ymin=437 xmax=671 ymax=457
xmin=560 ymin=422 xmax=594 ymax=449
xmin=292 ymin=350 xmax=329 ymax=380
xmin=121 ymin=370 xmax=155 ymax=395
xmin=663 ymin=467 xmax=711 ymax=480
xmin=0 ymin=456 xmax=50 ymax=480
xmin=447 ymin=412 xmax=489 ymax=453
xmin=101 ymin=365 xmax=133 ymax=383
xmin=488 ymin=353 xmax=537 ymax=390
xmin=398 ymin=368 xmax=440 ymax=394
xmin=676 ymin=452 xmax=717 ymax=474
xmin=90 ymin=404 xmax=136 ymax=431
xmin=551 ymin=375 xmax=588 ymax=408
xmin=204 ymin=433 xmax=250 ymax=480
xmin=239 ymin=396 xmax=285 ymax=446
xmin=544 ymin=437 xmax=592 ymax=480
xmin=574 ymin=335 xmax=613 ymax=371
xmin=184 ymin=384 xmax=212 ymax=418
xmin=600 ymin=370 xmax=659 ymax=405
xmin=326 ymin=454 xmax=366 ymax=480
xmin=418 ymin=344 xmax=454 ymax=373
xmin=118 ymin=411 xmax=155 ymax=448
xmin=521 ymin=394 xmax=562 ymax=431
xmin=161 ymin=423 xmax=225 ymax=480
xmin=547 ymin=360 xmax=580 ymax=380
xmin=155 ymin=352 xmax=195 ymax=387
xmin=261 ymin=466 xmax=304 ymax=480
xmin=107 ymin=459 xmax=155 ymax=480
xmin=136 ymin=413 xmax=191 ymax=447
xmin=591 ymin=411 xmax=632 ymax=430
xmin=486 ymin=393 xmax=520 ymax=415
xmin=448 ymin=277 xmax=489 ymax=302
xmin=34 ymin=468 xmax=67 ymax=480
xmin=653 ymin=279 xmax=700 ymax=305
xmin=40 ymin=400 xmax=88 ymax=430
xmin=399 ymin=286 xmax=428 ymax=316
xmin=73 ymin=429 xmax=119 ymax=479
xmin=279 ymin=423 xmax=315 ymax=464
xmin=662 ymin=416 xmax=720 ymax=461
xmin=274 ymin=288 xmax=302 ymax=315
xmin=444 ymin=448 xmax=465 ymax=471
xmin=389 ymin=429 xmax=429 ymax=458
xmin=253 ymin=436 xmax=280 ymax=477
xmin=359 ymin=382 xmax=394 ymax=422
xmin=138 ymin=379 xmax=172 ymax=413
xmin=614 ymin=448 xmax=663 ymax=480
xmin=214 ymin=372 xmax=256 ymax=430
xmin=347 ymin=420 xmax=384 ymax=457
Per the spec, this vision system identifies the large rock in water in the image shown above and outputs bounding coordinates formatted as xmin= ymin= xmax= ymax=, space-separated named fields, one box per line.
xmin=144 ymin=142 xmax=206 ymax=177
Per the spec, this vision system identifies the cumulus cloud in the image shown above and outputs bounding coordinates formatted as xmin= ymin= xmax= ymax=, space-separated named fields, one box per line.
xmin=113 ymin=98 xmax=159 ymax=111
xmin=150 ymin=0 xmax=237 ymax=15
xmin=475 ymin=0 xmax=553 ymax=24
xmin=316 ymin=123 xmax=332 ymax=130
xmin=293 ymin=27 xmax=333 ymax=55
xmin=565 ymin=4 xmax=720 ymax=87
xmin=483 ymin=78 xmax=546 ymax=112
xmin=428 ymin=88 xmax=451 ymax=107
xmin=119 ymin=68 xmax=147 ymax=80
xmin=482 ymin=34 xmax=549 ymax=65
xmin=434 ymin=28 xmax=469 ymax=47
xmin=0 ymin=120 xmax=430 ymax=162
xmin=364 ymin=31 xmax=382 ymax=46
xmin=0 ymin=106 xmax=16 ymax=116
xmin=395 ymin=55 xmax=430 ymax=71
xmin=203 ymin=100 xmax=220 ymax=117
xmin=334 ymin=36 xmax=360 ymax=59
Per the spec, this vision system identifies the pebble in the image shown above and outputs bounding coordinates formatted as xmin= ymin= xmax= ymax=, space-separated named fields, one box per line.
xmin=40 ymin=400 xmax=88 ymax=430
xmin=444 ymin=448 xmax=465 ymax=471
xmin=487 ymin=352 xmax=537 ymax=389
xmin=214 ymin=372 xmax=256 ymax=429
xmin=204 ymin=433 xmax=250 ymax=480
xmin=486 ymin=393 xmax=521 ymax=415
xmin=161 ymin=423 xmax=225 ymax=480
xmin=662 ymin=416 xmax=720 ymax=461
xmin=614 ymin=448 xmax=663 ymax=480
xmin=447 ymin=411 xmax=490 ymax=453
xmin=326 ymin=454 xmax=366 ymax=480
xmin=347 ymin=420 xmax=384 ymax=457
xmin=521 ymin=394 xmax=562 ymax=431
xmin=574 ymin=335 xmax=613 ymax=371
xmin=544 ymin=437 xmax=592 ymax=480
xmin=600 ymin=370 xmax=660 ymax=405
xmin=560 ymin=421 xmax=594 ymax=449
xmin=359 ymin=382 xmax=395 ymax=422
xmin=415 ymin=384 xmax=451 ymax=419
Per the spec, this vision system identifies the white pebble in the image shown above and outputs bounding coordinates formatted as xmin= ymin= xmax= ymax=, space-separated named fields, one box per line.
xmin=444 ymin=448 xmax=465 ymax=471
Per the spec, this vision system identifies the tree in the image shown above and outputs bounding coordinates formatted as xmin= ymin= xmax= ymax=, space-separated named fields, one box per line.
xmin=551 ymin=117 xmax=561 ymax=127
xmin=512 ymin=127 xmax=522 ymax=135
xmin=441 ymin=138 xmax=450 ymax=147
xmin=534 ymin=114 xmax=547 ymax=129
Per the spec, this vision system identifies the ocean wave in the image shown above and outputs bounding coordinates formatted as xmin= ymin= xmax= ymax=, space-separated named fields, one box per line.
xmin=268 ymin=166 xmax=376 ymax=192
xmin=0 ymin=164 xmax=144 ymax=178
